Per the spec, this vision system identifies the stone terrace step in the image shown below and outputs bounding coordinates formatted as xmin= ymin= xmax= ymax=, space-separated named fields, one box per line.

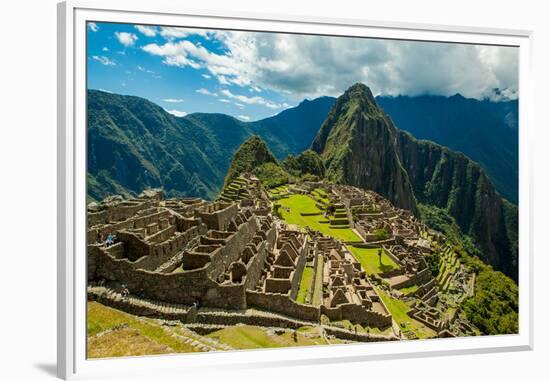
xmin=88 ymin=287 xmax=397 ymax=344
xmin=159 ymin=324 xmax=234 ymax=352
xmin=88 ymin=286 xmax=193 ymax=321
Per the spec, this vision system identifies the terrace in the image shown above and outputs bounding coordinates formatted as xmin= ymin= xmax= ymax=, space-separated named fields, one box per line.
xmin=275 ymin=194 xmax=362 ymax=243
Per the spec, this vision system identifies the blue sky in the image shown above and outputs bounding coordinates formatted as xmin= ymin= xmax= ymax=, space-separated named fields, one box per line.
xmin=87 ymin=22 xmax=518 ymax=121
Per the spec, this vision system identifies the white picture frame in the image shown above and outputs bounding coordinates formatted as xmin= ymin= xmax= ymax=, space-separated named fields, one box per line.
xmin=57 ymin=1 xmax=534 ymax=379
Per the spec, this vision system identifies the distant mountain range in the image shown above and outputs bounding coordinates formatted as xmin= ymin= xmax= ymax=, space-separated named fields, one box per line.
xmin=88 ymin=89 xmax=517 ymax=203
xmin=87 ymin=89 xmax=334 ymax=201
xmin=87 ymin=86 xmax=518 ymax=279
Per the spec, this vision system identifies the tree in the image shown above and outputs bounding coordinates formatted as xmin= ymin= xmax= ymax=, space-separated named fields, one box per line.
xmin=273 ymin=203 xmax=282 ymax=218
xmin=374 ymin=228 xmax=388 ymax=241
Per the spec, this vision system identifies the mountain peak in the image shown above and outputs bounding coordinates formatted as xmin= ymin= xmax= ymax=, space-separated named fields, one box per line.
xmin=224 ymin=135 xmax=277 ymax=186
xmin=343 ymin=83 xmax=378 ymax=109
xmin=311 ymin=83 xmax=386 ymax=156
xmin=311 ymin=82 xmax=418 ymax=213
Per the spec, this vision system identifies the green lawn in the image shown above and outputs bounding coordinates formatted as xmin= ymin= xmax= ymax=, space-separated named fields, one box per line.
xmin=312 ymin=256 xmax=324 ymax=306
xmin=311 ymin=188 xmax=330 ymax=206
xmin=206 ymin=325 xmax=327 ymax=349
xmin=314 ymin=188 xmax=329 ymax=197
xmin=375 ymin=289 xmax=437 ymax=340
xmin=296 ymin=267 xmax=314 ymax=304
xmin=276 ymin=195 xmax=362 ymax=242
xmin=398 ymin=284 xmax=419 ymax=295
xmin=269 ymin=185 xmax=289 ymax=195
xmin=348 ymin=246 xmax=399 ymax=275
xmin=330 ymin=320 xmax=394 ymax=337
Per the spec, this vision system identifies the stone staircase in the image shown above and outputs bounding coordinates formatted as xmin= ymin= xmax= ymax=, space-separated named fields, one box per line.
xmin=156 ymin=321 xmax=234 ymax=352
xmin=88 ymin=286 xmax=193 ymax=321
xmin=422 ymin=287 xmax=438 ymax=302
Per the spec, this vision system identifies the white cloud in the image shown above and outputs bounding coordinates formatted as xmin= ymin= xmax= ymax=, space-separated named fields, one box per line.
xmin=237 ymin=115 xmax=251 ymax=121
xmin=196 ymin=88 xmax=217 ymax=97
xmin=142 ymin=41 xmax=201 ymax=69
xmin=142 ymin=27 xmax=518 ymax=100
xmin=137 ymin=65 xmax=155 ymax=74
xmin=219 ymin=99 xmax=231 ymax=103
xmin=102 ymin=47 xmax=109 ymax=52
xmin=159 ymin=27 xmax=190 ymax=39
xmin=88 ymin=22 xmax=99 ymax=32
xmin=164 ymin=109 xmax=187 ymax=117
xmin=115 ymin=32 xmax=138 ymax=47
xmin=91 ymin=55 xmax=116 ymax=66
xmin=220 ymin=89 xmax=283 ymax=109
xmin=235 ymin=103 xmax=245 ymax=109
xmin=135 ymin=25 xmax=157 ymax=37
xmin=159 ymin=27 xmax=211 ymax=40
xmin=98 ymin=88 xmax=113 ymax=93
xmin=202 ymin=74 xmax=212 ymax=79
xmin=162 ymin=98 xmax=184 ymax=103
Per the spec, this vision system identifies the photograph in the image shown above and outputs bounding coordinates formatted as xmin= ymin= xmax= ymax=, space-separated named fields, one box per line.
xmin=85 ymin=21 xmax=519 ymax=359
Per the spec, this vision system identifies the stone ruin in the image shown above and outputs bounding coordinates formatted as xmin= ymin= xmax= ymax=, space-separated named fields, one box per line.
xmin=319 ymin=242 xmax=392 ymax=328
xmin=87 ymin=178 xmax=478 ymax=341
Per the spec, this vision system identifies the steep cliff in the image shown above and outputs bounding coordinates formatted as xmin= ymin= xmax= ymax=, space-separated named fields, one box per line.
xmin=377 ymin=94 xmax=518 ymax=203
xmin=397 ymin=132 xmax=518 ymax=279
xmin=311 ymin=83 xmax=418 ymax=213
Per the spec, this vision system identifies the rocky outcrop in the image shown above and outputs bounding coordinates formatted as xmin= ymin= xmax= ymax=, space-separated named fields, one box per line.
xmin=311 ymin=83 xmax=418 ymax=213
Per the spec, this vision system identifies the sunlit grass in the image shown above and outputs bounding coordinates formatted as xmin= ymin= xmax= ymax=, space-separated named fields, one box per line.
xmin=296 ymin=267 xmax=314 ymax=304
xmin=206 ymin=325 xmax=327 ymax=349
xmin=276 ymin=194 xmax=361 ymax=242
xmin=375 ymin=289 xmax=437 ymax=340
xmin=348 ymin=246 xmax=399 ymax=275
xmin=87 ymin=328 xmax=174 ymax=358
xmin=87 ymin=302 xmax=199 ymax=357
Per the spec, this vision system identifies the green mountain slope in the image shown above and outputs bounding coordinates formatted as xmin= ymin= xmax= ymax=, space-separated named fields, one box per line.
xmin=248 ymin=97 xmax=335 ymax=159
xmin=377 ymin=94 xmax=518 ymax=203
xmin=225 ymin=136 xmax=289 ymax=189
xmin=282 ymin=150 xmax=326 ymax=179
xmin=224 ymin=136 xmax=277 ymax=184
xmin=87 ymin=90 xmax=228 ymax=201
xmin=311 ymin=83 xmax=518 ymax=280
xmin=87 ymin=90 xmax=333 ymax=201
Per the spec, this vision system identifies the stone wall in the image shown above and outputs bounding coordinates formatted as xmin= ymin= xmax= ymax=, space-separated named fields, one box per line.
xmin=195 ymin=310 xmax=314 ymax=330
xmin=196 ymin=203 xmax=238 ymax=231
xmin=323 ymin=326 xmax=396 ymax=343
xmin=117 ymin=231 xmax=152 ymax=261
xmin=289 ymin=240 xmax=308 ymax=300
xmin=87 ymin=287 xmax=195 ymax=322
xmin=87 ymin=200 xmax=154 ymax=227
xmin=243 ymin=224 xmax=276 ymax=291
xmin=205 ymin=215 xmax=259 ymax=279
xmin=246 ymin=290 xmax=321 ymax=321
xmin=204 ymin=283 xmax=247 ymax=309
xmin=89 ymin=244 xmax=247 ymax=308
xmin=321 ymin=304 xmax=392 ymax=328
xmin=87 ymin=213 xmax=261 ymax=310
xmin=391 ymin=268 xmax=432 ymax=290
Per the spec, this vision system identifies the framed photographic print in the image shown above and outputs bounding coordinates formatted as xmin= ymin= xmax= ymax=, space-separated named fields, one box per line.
xmin=57 ymin=1 xmax=534 ymax=379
